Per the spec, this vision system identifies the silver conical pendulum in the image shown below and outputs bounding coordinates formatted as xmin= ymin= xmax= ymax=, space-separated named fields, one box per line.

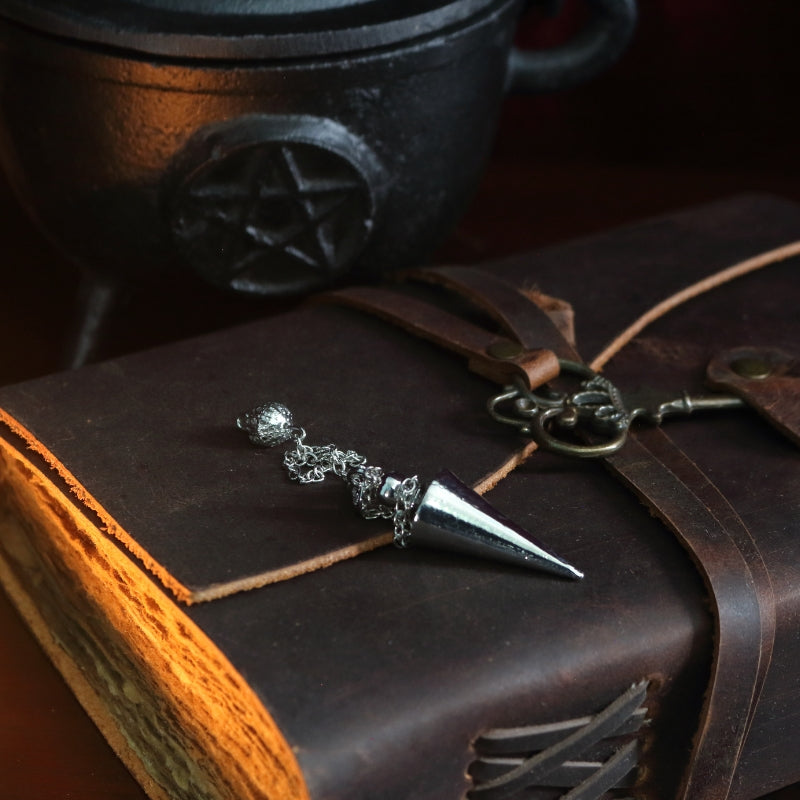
xmin=237 ymin=402 xmax=583 ymax=580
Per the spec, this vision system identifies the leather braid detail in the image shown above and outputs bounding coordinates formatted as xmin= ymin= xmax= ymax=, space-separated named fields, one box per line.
xmin=469 ymin=681 xmax=649 ymax=800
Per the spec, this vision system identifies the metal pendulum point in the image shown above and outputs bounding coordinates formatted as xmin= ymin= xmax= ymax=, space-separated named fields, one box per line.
xmin=402 ymin=470 xmax=583 ymax=580
xmin=238 ymin=402 xmax=583 ymax=580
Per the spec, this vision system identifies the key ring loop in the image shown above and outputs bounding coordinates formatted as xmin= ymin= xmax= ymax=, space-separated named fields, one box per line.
xmin=487 ymin=359 xmax=633 ymax=458
xmin=527 ymin=405 xmax=630 ymax=457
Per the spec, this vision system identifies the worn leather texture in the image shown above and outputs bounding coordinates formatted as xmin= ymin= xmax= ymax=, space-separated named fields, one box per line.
xmin=1 ymin=194 xmax=799 ymax=800
xmin=0 ymin=295 xmax=532 ymax=599
xmin=326 ymin=229 xmax=795 ymax=800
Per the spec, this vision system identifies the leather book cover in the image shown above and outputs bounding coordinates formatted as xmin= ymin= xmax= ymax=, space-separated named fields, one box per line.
xmin=0 ymin=194 xmax=798 ymax=800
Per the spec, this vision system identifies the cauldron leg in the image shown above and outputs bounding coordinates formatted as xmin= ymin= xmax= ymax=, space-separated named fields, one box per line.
xmin=62 ymin=273 xmax=121 ymax=369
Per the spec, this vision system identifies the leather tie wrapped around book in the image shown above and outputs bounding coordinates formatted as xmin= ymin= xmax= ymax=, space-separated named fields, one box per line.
xmin=237 ymin=401 xmax=584 ymax=580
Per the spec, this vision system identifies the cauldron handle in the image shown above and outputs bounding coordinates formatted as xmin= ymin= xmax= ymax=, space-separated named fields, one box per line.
xmin=508 ymin=0 xmax=637 ymax=93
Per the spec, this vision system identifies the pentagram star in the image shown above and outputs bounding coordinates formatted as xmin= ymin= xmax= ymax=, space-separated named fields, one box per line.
xmin=182 ymin=141 xmax=370 ymax=276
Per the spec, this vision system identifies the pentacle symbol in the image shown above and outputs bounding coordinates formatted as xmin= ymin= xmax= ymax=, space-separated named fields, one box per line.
xmin=170 ymin=133 xmax=376 ymax=295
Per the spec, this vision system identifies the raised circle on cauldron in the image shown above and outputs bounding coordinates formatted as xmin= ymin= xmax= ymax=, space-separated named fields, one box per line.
xmin=169 ymin=115 xmax=381 ymax=296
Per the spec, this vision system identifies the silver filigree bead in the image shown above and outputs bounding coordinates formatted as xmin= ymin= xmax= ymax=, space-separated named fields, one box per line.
xmin=236 ymin=402 xmax=296 ymax=447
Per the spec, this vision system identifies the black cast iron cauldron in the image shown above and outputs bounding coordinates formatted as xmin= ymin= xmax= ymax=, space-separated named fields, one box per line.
xmin=0 ymin=0 xmax=635 ymax=357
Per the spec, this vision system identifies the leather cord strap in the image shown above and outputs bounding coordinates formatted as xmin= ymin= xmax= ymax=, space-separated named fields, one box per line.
xmin=606 ymin=427 xmax=775 ymax=800
xmin=323 ymin=279 xmax=560 ymax=391
xmin=589 ymin=239 xmax=800 ymax=371
xmin=406 ymin=266 xmax=581 ymax=359
xmin=326 ymin=263 xmax=778 ymax=800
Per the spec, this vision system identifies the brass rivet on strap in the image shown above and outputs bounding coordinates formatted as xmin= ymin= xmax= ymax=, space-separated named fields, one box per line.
xmin=730 ymin=356 xmax=772 ymax=380
xmin=486 ymin=341 xmax=523 ymax=360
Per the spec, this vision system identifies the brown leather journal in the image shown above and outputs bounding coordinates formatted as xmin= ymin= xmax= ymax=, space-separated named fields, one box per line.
xmin=0 ymin=194 xmax=798 ymax=800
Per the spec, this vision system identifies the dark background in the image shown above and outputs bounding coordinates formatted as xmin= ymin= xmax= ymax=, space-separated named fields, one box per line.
xmin=2 ymin=1 xmax=800 ymax=797
xmin=444 ymin=0 xmax=800 ymax=258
